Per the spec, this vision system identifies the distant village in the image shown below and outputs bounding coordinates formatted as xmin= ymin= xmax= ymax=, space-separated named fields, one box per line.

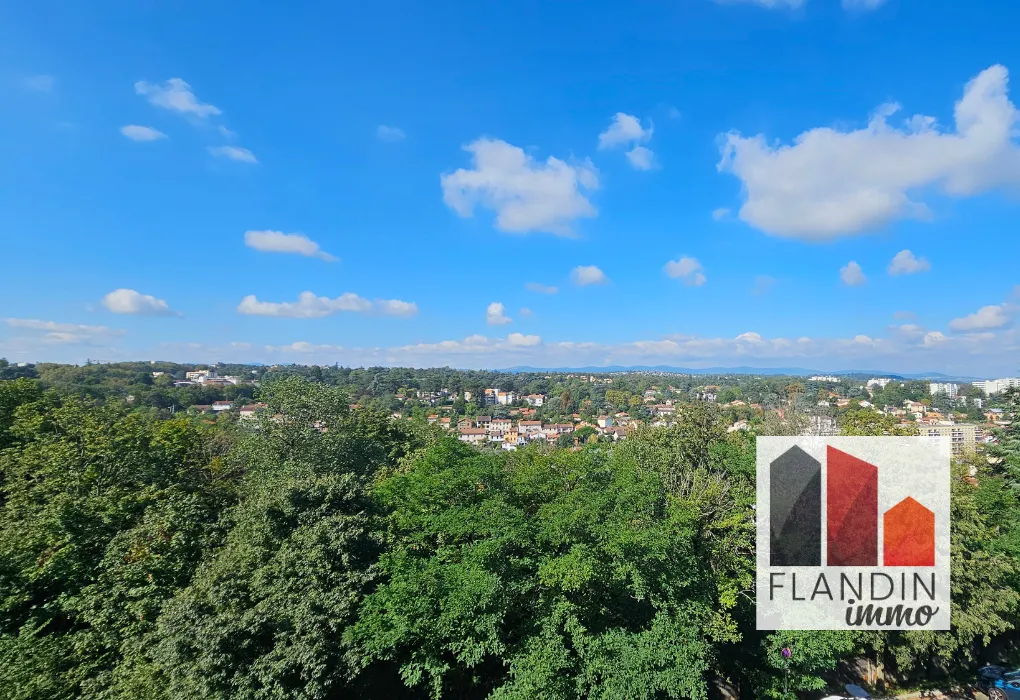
xmin=176 ymin=367 xmax=1019 ymax=455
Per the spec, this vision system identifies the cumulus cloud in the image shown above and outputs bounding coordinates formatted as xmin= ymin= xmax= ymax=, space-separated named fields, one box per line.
xmin=571 ymin=265 xmax=608 ymax=286
xmin=888 ymin=249 xmax=931 ymax=275
xmin=508 ymin=332 xmax=541 ymax=347
xmin=718 ymin=65 xmax=1020 ymax=239
xmin=949 ymin=304 xmax=1010 ymax=331
xmin=377 ymin=125 xmax=406 ymax=142
xmin=236 ymin=291 xmax=416 ymax=319
xmin=135 ymin=78 xmax=221 ymax=118
xmin=598 ymin=113 xmax=653 ymax=149
xmin=208 ymin=146 xmax=257 ymax=163
xmin=599 ymin=113 xmax=655 ymax=170
xmin=244 ymin=230 xmax=337 ymax=262
xmin=486 ymin=302 xmax=512 ymax=325
xmin=626 ymin=146 xmax=655 ymax=170
xmin=840 ymin=261 xmax=867 ymax=286
xmin=664 ymin=257 xmax=707 ymax=286
xmin=5 ymin=318 xmax=125 ymax=345
xmin=441 ymin=138 xmax=598 ymax=235
xmin=102 ymin=289 xmax=179 ymax=316
xmin=120 ymin=125 xmax=167 ymax=142
xmin=526 ymin=282 xmax=558 ymax=294
xmin=376 ymin=299 xmax=419 ymax=318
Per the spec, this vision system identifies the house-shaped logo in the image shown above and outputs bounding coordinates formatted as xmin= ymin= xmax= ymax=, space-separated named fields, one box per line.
xmin=757 ymin=437 xmax=950 ymax=630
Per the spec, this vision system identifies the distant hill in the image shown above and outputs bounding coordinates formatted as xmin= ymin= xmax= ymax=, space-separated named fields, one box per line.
xmin=499 ymin=365 xmax=980 ymax=381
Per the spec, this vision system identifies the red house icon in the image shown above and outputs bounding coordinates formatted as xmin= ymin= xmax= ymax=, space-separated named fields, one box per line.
xmin=884 ymin=496 xmax=935 ymax=566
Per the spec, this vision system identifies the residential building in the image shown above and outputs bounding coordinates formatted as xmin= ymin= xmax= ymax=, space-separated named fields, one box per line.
xmin=239 ymin=403 xmax=267 ymax=420
xmin=496 ymin=390 xmax=517 ymax=406
xmin=596 ymin=416 xmax=614 ymax=428
xmin=929 ymin=382 xmax=959 ymax=398
xmin=491 ymin=418 xmax=512 ymax=432
xmin=650 ymin=404 xmax=675 ymax=417
xmin=457 ymin=428 xmax=487 ymax=444
xmin=973 ymin=378 xmax=1020 ymax=396
xmin=524 ymin=394 xmax=546 ymax=407
xmin=867 ymin=378 xmax=893 ymax=389
xmin=810 ymin=375 xmax=842 ymax=382
xmin=518 ymin=420 xmax=542 ymax=434
xmin=457 ymin=418 xmax=473 ymax=430
xmin=476 ymin=416 xmax=492 ymax=428
xmin=191 ymin=404 xmax=212 ymax=413
xmin=186 ymin=370 xmax=216 ymax=380
xmin=212 ymin=401 xmax=233 ymax=412
xmin=921 ymin=424 xmax=981 ymax=454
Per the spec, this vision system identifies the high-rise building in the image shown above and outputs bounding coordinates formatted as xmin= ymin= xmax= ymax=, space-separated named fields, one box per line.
xmin=929 ymin=382 xmax=959 ymax=398
xmin=972 ymin=378 xmax=1020 ymax=396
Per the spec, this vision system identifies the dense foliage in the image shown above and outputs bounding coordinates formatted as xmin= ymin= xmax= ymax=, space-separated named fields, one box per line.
xmin=1 ymin=373 xmax=1018 ymax=699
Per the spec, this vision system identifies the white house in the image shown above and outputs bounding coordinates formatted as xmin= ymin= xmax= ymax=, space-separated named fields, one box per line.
xmin=524 ymin=394 xmax=546 ymax=407
xmin=212 ymin=400 xmax=233 ymax=412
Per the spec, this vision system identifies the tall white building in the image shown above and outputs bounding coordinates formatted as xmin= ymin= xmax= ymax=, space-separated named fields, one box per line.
xmin=867 ymin=378 xmax=893 ymax=389
xmin=929 ymin=382 xmax=959 ymax=398
xmin=973 ymin=378 xmax=1020 ymax=396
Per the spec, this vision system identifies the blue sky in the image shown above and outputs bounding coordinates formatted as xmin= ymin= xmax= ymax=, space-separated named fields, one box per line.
xmin=2 ymin=0 xmax=1020 ymax=375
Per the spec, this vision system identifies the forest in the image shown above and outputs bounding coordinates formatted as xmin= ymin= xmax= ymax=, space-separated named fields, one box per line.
xmin=1 ymin=371 xmax=1018 ymax=699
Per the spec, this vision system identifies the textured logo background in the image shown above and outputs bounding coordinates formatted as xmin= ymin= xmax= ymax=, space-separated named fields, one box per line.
xmin=756 ymin=436 xmax=950 ymax=630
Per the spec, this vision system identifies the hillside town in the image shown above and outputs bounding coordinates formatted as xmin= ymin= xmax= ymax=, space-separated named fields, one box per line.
xmin=170 ymin=367 xmax=1020 ymax=455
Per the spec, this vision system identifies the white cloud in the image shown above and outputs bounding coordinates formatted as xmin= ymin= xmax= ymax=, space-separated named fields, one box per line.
xmin=486 ymin=302 xmax=513 ymax=325
xmin=519 ymin=307 xmax=534 ymax=317
xmin=5 ymin=318 xmax=124 ymax=345
xmin=508 ymin=332 xmax=541 ymax=347
xmin=571 ymin=265 xmax=608 ymax=286
xmin=840 ymin=261 xmax=867 ymax=286
xmin=599 ymin=113 xmax=655 ymax=170
xmin=598 ymin=113 xmax=653 ymax=149
xmin=24 ymin=75 xmax=55 ymax=92
xmin=244 ymin=230 xmax=337 ymax=262
xmin=376 ymin=299 xmax=419 ymax=318
xmin=712 ymin=207 xmax=731 ymax=221
xmin=888 ymin=249 xmax=931 ymax=275
xmin=135 ymin=78 xmax=221 ymax=118
xmin=208 ymin=146 xmax=258 ymax=163
xmin=236 ymin=291 xmax=416 ymax=319
xmin=441 ymin=138 xmax=598 ymax=235
xmin=102 ymin=289 xmax=179 ymax=316
xmin=949 ymin=304 xmax=1010 ymax=331
xmin=120 ymin=125 xmax=167 ymax=142
xmin=718 ymin=65 xmax=1020 ymax=239
xmin=377 ymin=125 xmax=406 ymax=142
xmin=664 ymin=257 xmax=707 ymax=286
xmin=894 ymin=310 xmax=917 ymax=320
xmin=268 ymin=341 xmax=344 ymax=354
xmin=626 ymin=146 xmax=655 ymax=170
xmin=525 ymin=282 xmax=559 ymax=294
xmin=889 ymin=323 xmax=926 ymax=340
